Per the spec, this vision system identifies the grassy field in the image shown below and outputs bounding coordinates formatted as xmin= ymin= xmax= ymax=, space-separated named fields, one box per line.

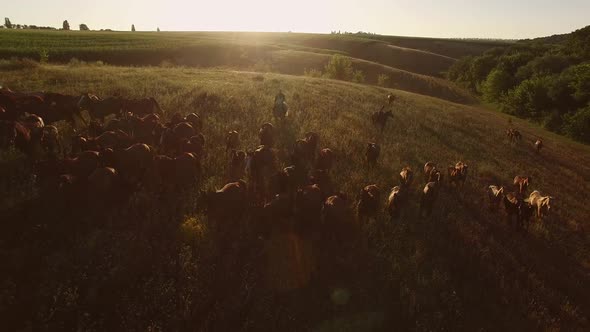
xmin=1 ymin=63 xmax=589 ymax=331
xmin=0 ymin=30 xmax=508 ymax=103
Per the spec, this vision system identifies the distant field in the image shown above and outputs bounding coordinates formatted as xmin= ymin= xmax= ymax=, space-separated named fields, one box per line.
xmin=1 ymin=64 xmax=589 ymax=330
xmin=0 ymin=30 xmax=493 ymax=103
xmin=355 ymin=34 xmax=515 ymax=58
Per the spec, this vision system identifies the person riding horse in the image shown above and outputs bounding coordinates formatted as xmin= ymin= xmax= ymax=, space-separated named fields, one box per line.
xmin=273 ymin=90 xmax=288 ymax=119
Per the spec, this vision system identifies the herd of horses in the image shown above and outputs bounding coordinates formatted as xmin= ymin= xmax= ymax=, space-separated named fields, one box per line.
xmin=0 ymin=88 xmax=554 ymax=240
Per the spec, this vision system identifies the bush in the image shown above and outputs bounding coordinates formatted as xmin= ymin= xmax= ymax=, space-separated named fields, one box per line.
xmin=377 ymin=74 xmax=390 ymax=87
xmin=323 ymin=54 xmax=353 ymax=81
xmin=563 ymin=105 xmax=590 ymax=143
xmin=352 ymin=70 xmax=365 ymax=83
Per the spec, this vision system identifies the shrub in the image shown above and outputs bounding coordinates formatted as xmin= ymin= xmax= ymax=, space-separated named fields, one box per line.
xmin=377 ymin=74 xmax=390 ymax=87
xmin=352 ymin=70 xmax=365 ymax=83
xmin=323 ymin=54 xmax=353 ymax=81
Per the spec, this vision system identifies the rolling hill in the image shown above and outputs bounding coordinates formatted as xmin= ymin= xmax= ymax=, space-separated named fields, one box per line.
xmin=0 ymin=30 xmax=512 ymax=103
xmin=1 ymin=64 xmax=589 ymax=331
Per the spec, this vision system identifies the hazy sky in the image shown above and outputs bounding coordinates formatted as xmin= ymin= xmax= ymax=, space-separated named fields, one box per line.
xmin=2 ymin=0 xmax=589 ymax=39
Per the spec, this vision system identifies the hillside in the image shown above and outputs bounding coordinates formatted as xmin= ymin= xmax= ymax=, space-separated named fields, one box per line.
xmin=346 ymin=33 xmax=515 ymax=58
xmin=0 ymin=30 xmax=503 ymax=72
xmin=0 ymin=30 xmax=505 ymax=102
xmin=1 ymin=64 xmax=589 ymax=331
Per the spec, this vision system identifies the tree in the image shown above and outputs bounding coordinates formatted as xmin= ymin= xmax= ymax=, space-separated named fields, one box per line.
xmin=131 ymin=24 xmax=136 ymax=32
xmin=79 ymin=24 xmax=89 ymax=31
xmin=323 ymin=54 xmax=353 ymax=81
xmin=563 ymin=105 xmax=590 ymax=143
xmin=566 ymin=63 xmax=590 ymax=106
xmin=157 ymin=27 xmax=160 ymax=32
xmin=503 ymin=76 xmax=552 ymax=118
xmin=5 ymin=17 xmax=12 ymax=29
xmin=63 ymin=20 xmax=70 ymax=30
xmin=481 ymin=69 xmax=513 ymax=103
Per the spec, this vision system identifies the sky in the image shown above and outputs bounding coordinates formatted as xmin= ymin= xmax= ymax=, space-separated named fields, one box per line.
xmin=2 ymin=0 xmax=589 ymax=39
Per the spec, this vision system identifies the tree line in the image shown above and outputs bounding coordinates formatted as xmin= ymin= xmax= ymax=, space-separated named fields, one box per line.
xmin=2 ymin=18 xmax=158 ymax=32
xmin=447 ymin=25 xmax=590 ymax=143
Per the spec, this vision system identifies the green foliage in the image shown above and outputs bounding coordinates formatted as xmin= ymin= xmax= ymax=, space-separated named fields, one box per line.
xmin=5 ymin=17 xmax=12 ymax=29
xmin=79 ymin=24 xmax=89 ymax=31
xmin=38 ymin=49 xmax=49 ymax=64
xmin=481 ymin=68 xmax=513 ymax=102
xmin=563 ymin=105 xmax=590 ymax=143
xmin=565 ymin=63 xmax=590 ymax=105
xmin=471 ymin=54 xmax=498 ymax=92
xmin=351 ymin=69 xmax=365 ymax=83
xmin=377 ymin=73 xmax=390 ymax=87
xmin=542 ymin=110 xmax=564 ymax=133
xmin=516 ymin=54 xmax=574 ymax=81
xmin=447 ymin=56 xmax=475 ymax=90
xmin=503 ymin=76 xmax=552 ymax=118
xmin=546 ymin=74 xmax=576 ymax=114
xmin=565 ymin=25 xmax=590 ymax=58
xmin=131 ymin=24 xmax=136 ymax=32
xmin=448 ymin=25 xmax=590 ymax=144
xmin=323 ymin=54 xmax=353 ymax=81
xmin=62 ymin=20 xmax=70 ymax=31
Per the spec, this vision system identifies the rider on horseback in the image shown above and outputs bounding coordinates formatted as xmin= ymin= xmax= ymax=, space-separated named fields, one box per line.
xmin=273 ymin=90 xmax=288 ymax=119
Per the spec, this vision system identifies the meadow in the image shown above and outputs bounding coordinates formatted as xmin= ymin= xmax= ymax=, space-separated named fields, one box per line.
xmin=1 ymin=60 xmax=589 ymax=331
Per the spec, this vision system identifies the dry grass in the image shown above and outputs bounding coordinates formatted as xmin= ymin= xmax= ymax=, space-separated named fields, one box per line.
xmin=1 ymin=64 xmax=589 ymax=331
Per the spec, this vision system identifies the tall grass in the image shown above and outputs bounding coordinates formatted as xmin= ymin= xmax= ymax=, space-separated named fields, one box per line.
xmin=1 ymin=65 xmax=589 ymax=331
